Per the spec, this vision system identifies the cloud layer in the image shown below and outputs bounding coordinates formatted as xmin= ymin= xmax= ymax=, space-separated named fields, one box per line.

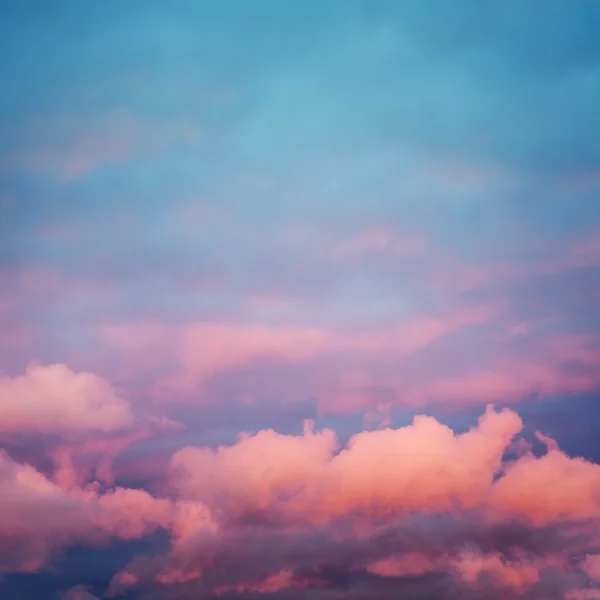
xmin=104 ymin=406 xmax=600 ymax=600
xmin=0 ymin=360 xmax=599 ymax=600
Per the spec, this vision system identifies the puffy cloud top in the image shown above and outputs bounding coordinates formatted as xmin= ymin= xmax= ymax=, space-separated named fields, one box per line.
xmin=0 ymin=363 xmax=133 ymax=434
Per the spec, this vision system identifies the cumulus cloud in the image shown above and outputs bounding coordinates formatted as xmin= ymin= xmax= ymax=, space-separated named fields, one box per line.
xmin=105 ymin=406 xmax=600 ymax=599
xmin=167 ymin=404 xmax=600 ymax=528
xmin=2 ymin=402 xmax=599 ymax=598
xmin=0 ymin=449 xmax=172 ymax=574
xmin=493 ymin=444 xmax=600 ymax=525
xmin=170 ymin=406 xmax=524 ymax=523
xmin=50 ymin=414 xmax=182 ymax=489
xmin=0 ymin=363 xmax=133 ymax=435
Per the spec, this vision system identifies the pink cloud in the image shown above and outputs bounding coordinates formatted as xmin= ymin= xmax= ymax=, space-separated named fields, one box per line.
xmin=171 ymin=420 xmax=338 ymax=518
xmin=169 ymin=407 xmax=524 ymax=526
xmin=400 ymin=333 xmax=600 ymax=408
xmin=366 ymin=553 xmax=435 ymax=578
xmin=581 ymin=555 xmax=600 ymax=581
xmin=99 ymin=406 xmax=600 ymax=598
xmin=4 ymin=358 xmax=597 ymax=595
xmin=169 ymin=406 xmax=600 ymax=531
xmin=50 ymin=416 xmax=181 ymax=489
xmin=0 ymin=450 xmax=90 ymax=573
xmin=452 ymin=549 xmax=556 ymax=589
xmin=87 ymin=486 xmax=172 ymax=539
xmin=98 ymin=303 xmax=501 ymax=403
xmin=0 ymin=449 xmax=173 ymax=574
xmin=493 ymin=446 xmax=600 ymax=526
xmin=211 ymin=569 xmax=330 ymax=596
xmin=0 ymin=363 xmax=133 ymax=435
xmin=410 ymin=226 xmax=600 ymax=307
xmin=92 ymin=307 xmax=600 ymax=427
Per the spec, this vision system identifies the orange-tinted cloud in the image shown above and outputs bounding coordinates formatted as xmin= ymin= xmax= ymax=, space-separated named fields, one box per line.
xmin=171 ymin=406 xmax=523 ymax=523
xmin=493 ymin=448 xmax=600 ymax=526
xmin=168 ymin=404 xmax=600 ymax=528
xmin=4 ymin=401 xmax=599 ymax=598
xmin=89 ymin=405 xmax=600 ymax=599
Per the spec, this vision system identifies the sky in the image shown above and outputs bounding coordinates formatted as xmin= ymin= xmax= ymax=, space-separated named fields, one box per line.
xmin=2 ymin=1 xmax=600 ymax=599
